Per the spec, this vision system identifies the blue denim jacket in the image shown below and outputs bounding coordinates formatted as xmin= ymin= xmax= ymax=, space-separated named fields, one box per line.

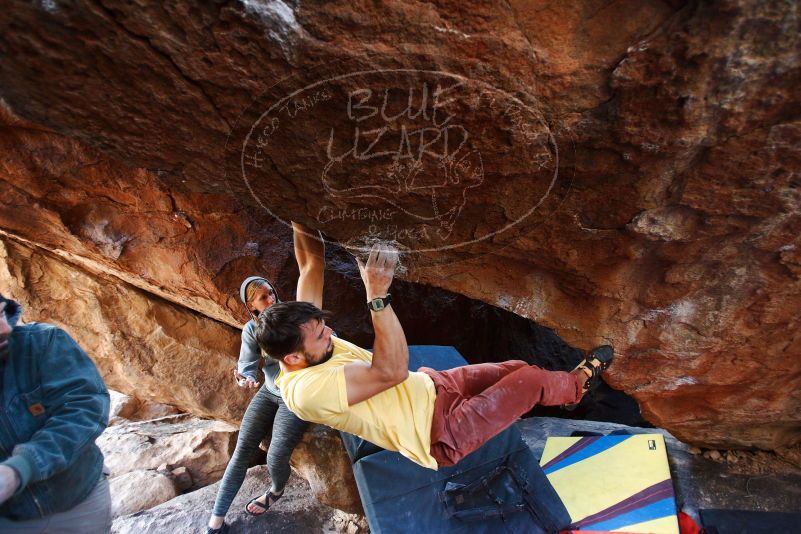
xmin=0 ymin=299 xmax=110 ymax=520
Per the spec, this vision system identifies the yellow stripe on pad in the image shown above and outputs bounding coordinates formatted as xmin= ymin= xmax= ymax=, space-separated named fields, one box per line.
xmin=540 ymin=436 xmax=583 ymax=465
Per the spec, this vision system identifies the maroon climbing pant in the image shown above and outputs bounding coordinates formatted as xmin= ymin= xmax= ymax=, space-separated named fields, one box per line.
xmin=419 ymin=361 xmax=583 ymax=467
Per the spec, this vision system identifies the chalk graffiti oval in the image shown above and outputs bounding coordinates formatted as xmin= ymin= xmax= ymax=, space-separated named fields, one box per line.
xmin=238 ymin=69 xmax=560 ymax=255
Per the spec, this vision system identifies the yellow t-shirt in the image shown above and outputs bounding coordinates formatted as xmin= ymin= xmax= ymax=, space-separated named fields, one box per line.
xmin=276 ymin=337 xmax=439 ymax=469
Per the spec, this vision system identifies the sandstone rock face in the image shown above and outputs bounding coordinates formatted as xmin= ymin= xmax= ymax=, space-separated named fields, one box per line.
xmin=97 ymin=414 xmax=238 ymax=489
xmin=108 ymin=391 xmax=137 ymax=426
xmin=0 ymin=237 xmax=252 ymax=422
xmin=109 ymin=470 xmax=179 ymax=519
xmin=0 ymin=0 xmax=799 ymax=451
xmin=109 ymin=391 xmax=181 ymax=426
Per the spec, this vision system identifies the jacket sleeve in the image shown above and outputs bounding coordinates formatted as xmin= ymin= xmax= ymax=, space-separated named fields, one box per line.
xmin=237 ymin=321 xmax=262 ymax=382
xmin=1 ymin=328 xmax=109 ymax=491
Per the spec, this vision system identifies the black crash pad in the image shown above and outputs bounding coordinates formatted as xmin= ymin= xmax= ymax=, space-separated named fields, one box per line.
xmin=700 ymin=508 xmax=801 ymax=534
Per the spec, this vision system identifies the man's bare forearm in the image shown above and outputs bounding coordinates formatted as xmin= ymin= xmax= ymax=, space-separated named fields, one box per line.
xmin=370 ymin=304 xmax=409 ymax=383
xmin=292 ymin=222 xmax=324 ymax=272
xmin=343 ymin=244 xmax=406 ymax=404
xmin=293 ymin=222 xmax=325 ymax=306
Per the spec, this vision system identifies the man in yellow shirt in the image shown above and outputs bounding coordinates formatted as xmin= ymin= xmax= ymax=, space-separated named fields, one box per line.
xmin=257 ymin=244 xmax=614 ymax=469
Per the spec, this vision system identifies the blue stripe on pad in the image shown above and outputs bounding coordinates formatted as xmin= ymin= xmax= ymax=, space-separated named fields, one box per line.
xmin=543 ymin=435 xmax=632 ymax=474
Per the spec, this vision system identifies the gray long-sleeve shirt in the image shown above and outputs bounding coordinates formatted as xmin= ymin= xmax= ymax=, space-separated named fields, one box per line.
xmin=237 ymin=320 xmax=281 ymax=396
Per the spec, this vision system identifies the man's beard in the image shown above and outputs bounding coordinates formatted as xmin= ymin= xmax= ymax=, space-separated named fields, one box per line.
xmin=304 ymin=344 xmax=334 ymax=367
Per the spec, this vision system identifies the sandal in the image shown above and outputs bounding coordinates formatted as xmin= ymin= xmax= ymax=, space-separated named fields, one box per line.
xmin=563 ymin=345 xmax=614 ymax=411
xmin=245 ymin=490 xmax=283 ymax=516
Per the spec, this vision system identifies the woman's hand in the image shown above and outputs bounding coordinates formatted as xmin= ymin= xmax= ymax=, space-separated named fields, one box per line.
xmin=233 ymin=369 xmax=260 ymax=389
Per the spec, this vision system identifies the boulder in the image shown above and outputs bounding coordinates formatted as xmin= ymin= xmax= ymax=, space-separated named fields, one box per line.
xmin=109 ymin=390 xmax=181 ymax=426
xmin=1 ymin=0 xmax=800 ymax=451
xmin=109 ymin=469 xmax=179 ymax=518
xmin=0 ymin=237 xmax=252 ymax=423
xmin=285 ymin=425 xmax=362 ymax=514
xmin=108 ymin=391 xmax=139 ymax=424
xmin=97 ymin=414 xmax=238 ymax=489
xmin=111 ymin=466 xmax=364 ymax=534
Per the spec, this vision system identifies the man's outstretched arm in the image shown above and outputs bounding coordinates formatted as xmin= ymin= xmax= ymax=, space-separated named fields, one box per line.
xmin=293 ymin=222 xmax=325 ymax=308
xmin=344 ymin=244 xmax=409 ymax=405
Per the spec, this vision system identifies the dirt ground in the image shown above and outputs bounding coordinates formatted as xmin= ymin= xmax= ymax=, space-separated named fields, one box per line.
xmin=691 ymin=445 xmax=801 ymax=476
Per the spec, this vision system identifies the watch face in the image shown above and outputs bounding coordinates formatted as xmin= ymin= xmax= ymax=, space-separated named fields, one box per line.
xmin=368 ymin=294 xmax=391 ymax=311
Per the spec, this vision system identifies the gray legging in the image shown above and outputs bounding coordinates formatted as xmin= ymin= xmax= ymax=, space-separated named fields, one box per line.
xmin=212 ymin=385 xmax=308 ymax=517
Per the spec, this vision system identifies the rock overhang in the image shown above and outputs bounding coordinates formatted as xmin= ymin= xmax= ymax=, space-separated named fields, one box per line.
xmin=0 ymin=0 xmax=799 ymax=449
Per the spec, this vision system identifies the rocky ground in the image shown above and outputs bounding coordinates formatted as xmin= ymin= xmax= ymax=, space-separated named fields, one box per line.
xmin=102 ymin=390 xmax=367 ymax=532
xmin=111 ymin=466 xmax=364 ymax=534
xmin=101 ymin=392 xmax=239 ymax=518
xmin=103 ymin=390 xmax=800 ymax=533
xmin=689 ymin=444 xmax=801 ymax=477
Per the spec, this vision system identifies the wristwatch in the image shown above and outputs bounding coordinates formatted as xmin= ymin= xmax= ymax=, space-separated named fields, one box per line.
xmin=367 ymin=294 xmax=392 ymax=312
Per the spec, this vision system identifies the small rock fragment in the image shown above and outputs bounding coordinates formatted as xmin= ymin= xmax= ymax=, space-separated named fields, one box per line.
xmin=170 ymin=466 xmax=193 ymax=492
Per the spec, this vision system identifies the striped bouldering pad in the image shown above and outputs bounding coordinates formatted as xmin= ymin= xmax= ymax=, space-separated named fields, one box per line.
xmin=540 ymin=434 xmax=679 ymax=533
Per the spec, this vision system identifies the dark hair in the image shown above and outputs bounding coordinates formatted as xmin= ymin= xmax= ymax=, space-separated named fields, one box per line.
xmin=0 ymin=295 xmax=19 ymax=321
xmin=255 ymin=301 xmax=329 ymax=360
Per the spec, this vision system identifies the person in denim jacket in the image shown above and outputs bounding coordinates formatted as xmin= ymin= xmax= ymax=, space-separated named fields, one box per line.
xmin=0 ymin=295 xmax=111 ymax=534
